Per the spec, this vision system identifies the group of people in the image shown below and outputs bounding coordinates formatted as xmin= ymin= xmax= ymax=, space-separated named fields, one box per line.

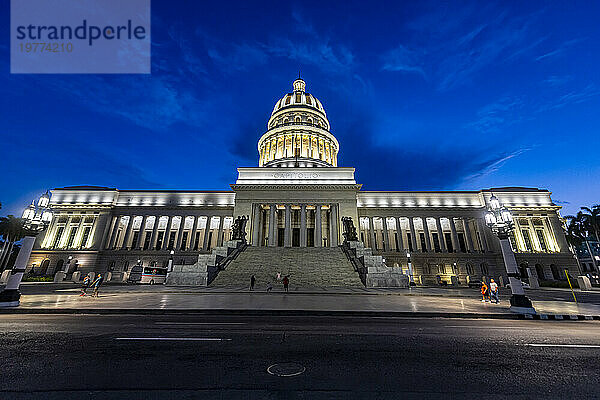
xmin=80 ymin=273 xmax=104 ymax=298
xmin=250 ymin=273 xmax=289 ymax=293
xmin=480 ymin=279 xmax=499 ymax=304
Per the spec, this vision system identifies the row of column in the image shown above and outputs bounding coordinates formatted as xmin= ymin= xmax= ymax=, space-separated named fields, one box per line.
xmin=251 ymin=203 xmax=339 ymax=248
xmin=362 ymin=216 xmax=484 ymax=253
xmin=104 ymin=214 xmax=228 ymax=252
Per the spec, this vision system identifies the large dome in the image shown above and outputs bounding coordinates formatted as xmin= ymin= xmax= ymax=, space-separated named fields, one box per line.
xmin=258 ymin=79 xmax=339 ymax=168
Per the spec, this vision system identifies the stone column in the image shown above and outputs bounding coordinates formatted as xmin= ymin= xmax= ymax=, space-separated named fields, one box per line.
xmin=300 ymin=204 xmax=307 ymax=247
xmin=121 ymin=216 xmax=135 ymax=250
xmin=463 ymin=218 xmax=474 ymax=252
xmin=368 ymin=217 xmax=376 ymax=250
xmin=203 ymin=216 xmax=212 ymax=250
xmin=162 ymin=215 xmax=174 ymax=250
xmin=422 ymin=217 xmax=432 ymax=252
xmin=409 ymin=217 xmax=418 ymax=252
xmin=330 ymin=204 xmax=338 ymax=247
xmin=175 ymin=216 xmax=187 ymax=250
xmin=268 ymin=204 xmax=276 ymax=247
xmin=395 ymin=216 xmax=404 ymax=252
xmin=284 ymin=204 xmax=291 ymax=247
xmin=435 ymin=217 xmax=447 ymax=252
xmin=449 ymin=217 xmax=459 ymax=252
xmin=381 ymin=216 xmax=389 ymax=251
xmin=315 ymin=205 xmax=322 ymax=247
xmin=102 ymin=216 xmax=118 ymax=250
xmin=188 ymin=216 xmax=198 ymax=251
xmin=108 ymin=216 xmax=120 ymax=249
xmin=252 ymin=204 xmax=261 ymax=246
xmin=136 ymin=215 xmax=148 ymax=249
xmin=149 ymin=216 xmax=160 ymax=250
xmin=216 ymin=216 xmax=225 ymax=246
xmin=476 ymin=218 xmax=489 ymax=252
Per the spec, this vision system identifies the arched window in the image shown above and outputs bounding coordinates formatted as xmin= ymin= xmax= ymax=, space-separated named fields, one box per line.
xmin=108 ymin=261 xmax=116 ymax=272
xmin=295 ymin=116 xmax=301 ymax=123
xmin=480 ymin=262 xmax=488 ymax=275
xmin=55 ymin=259 xmax=64 ymax=273
xmin=519 ymin=263 xmax=529 ymax=281
xmin=285 ymin=95 xmax=291 ymax=105
xmin=466 ymin=263 xmax=474 ymax=275
xmin=40 ymin=259 xmax=50 ymax=275
xmin=535 ymin=264 xmax=545 ymax=280
xmin=550 ymin=264 xmax=560 ymax=280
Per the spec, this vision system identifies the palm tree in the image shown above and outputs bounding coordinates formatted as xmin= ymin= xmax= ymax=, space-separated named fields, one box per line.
xmin=0 ymin=215 xmax=29 ymax=270
xmin=565 ymin=212 xmax=598 ymax=274
xmin=580 ymin=205 xmax=600 ymax=242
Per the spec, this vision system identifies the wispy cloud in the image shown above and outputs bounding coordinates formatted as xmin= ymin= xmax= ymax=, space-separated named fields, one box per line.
xmin=381 ymin=6 xmax=545 ymax=90
xmin=465 ymin=96 xmax=527 ymax=133
xmin=535 ymin=38 xmax=585 ymax=61
xmin=543 ymin=75 xmax=573 ymax=87
xmin=536 ymin=83 xmax=600 ymax=112
xmin=380 ymin=45 xmax=426 ymax=77
xmin=462 ymin=147 xmax=531 ymax=183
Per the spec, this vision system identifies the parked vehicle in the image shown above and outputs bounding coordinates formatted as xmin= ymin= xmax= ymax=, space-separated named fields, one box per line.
xmin=127 ymin=265 xmax=143 ymax=284
xmin=140 ymin=267 xmax=167 ymax=284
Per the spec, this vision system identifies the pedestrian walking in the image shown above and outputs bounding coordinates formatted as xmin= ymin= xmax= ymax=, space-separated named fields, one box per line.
xmin=91 ymin=273 xmax=104 ymax=298
xmin=266 ymin=282 xmax=273 ymax=292
xmin=276 ymin=272 xmax=281 ymax=281
xmin=250 ymin=274 xmax=256 ymax=291
xmin=480 ymin=281 xmax=489 ymax=302
xmin=489 ymin=279 xmax=499 ymax=304
xmin=80 ymin=275 xmax=91 ymax=296
xmin=282 ymin=275 xmax=289 ymax=292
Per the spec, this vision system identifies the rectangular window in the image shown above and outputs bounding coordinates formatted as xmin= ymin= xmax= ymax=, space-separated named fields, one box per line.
xmin=444 ymin=233 xmax=454 ymax=253
xmin=155 ymin=232 xmax=164 ymax=250
xmin=509 ymin=233 xmax=518 ymax=252
xmin=458 ymin=233 xmax=466 ymax=253
xmin=406 ymin=233 xmax=413 ymax=252
xmin=143 ymin=232 xmax=151 ymax=250
xmin=52 ymin=227 xmax=64 ymax=248
xmin=536 ymin=230 xmax=548 ymax=252
xmin=419 ymin=233 xmax=427 ymax=252
xmin=432 ymin=233 xmax=441 ymax=252
xmin=194 ymin=231 xmax=201 ymax=250
xmin=80 ymin=227 xmax=92 ymax=248
xmin=521 ymin=230 xmax=533 ymax=252
xmin=167 ymin=232 xmax=176 ymax=250
xmin=67 ymin=227 xmax=78 ymax=248
xmin=130 ymin=231 xmax=140 ymax=249
xmin=180 ymin=231 xmax=189 ymax=250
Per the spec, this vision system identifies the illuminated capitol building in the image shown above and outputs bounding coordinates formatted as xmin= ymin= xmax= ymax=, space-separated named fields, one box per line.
xmin=27 ymin=79 xmax=578 ymax=287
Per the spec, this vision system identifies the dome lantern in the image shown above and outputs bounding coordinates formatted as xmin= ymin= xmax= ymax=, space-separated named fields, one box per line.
xmin=258 ymin=78 xmax=339 ymax=168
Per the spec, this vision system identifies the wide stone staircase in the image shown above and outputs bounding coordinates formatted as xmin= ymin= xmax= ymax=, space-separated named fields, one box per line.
xmin=210 ymin=246 xmax=364 ymax=288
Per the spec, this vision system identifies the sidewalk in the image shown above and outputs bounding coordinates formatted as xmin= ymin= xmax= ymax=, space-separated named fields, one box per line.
xmin=4 ymin=284 xmax=600 ymax=319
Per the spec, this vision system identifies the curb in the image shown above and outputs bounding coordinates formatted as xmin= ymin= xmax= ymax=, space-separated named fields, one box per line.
xmin=1 ymin=308 xmax=599 ymax=320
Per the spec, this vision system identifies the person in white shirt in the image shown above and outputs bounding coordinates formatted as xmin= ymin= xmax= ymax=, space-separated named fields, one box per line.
xmin=489 ymin=279 xmax=499 ymax=304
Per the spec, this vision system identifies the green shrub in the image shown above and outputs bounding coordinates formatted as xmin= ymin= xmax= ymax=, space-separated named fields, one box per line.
xmin=22 ymin=276 xmax=53 ymax=282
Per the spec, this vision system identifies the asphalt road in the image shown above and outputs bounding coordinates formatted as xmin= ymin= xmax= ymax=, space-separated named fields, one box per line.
xmin=1 ymin=314 xmax=599 ymax=399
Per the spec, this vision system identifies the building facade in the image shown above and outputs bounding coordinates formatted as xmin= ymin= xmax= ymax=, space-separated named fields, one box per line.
xmin=27 ymin=79 xmax=579 ymax=285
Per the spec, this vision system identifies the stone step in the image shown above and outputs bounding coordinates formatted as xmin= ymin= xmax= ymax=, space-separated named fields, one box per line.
xmin=211 ymin=246 xmax=364 ymax=288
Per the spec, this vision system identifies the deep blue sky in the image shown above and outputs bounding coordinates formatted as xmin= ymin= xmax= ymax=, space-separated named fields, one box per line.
xmin=1 ymin=1 xmax=599 ymax=217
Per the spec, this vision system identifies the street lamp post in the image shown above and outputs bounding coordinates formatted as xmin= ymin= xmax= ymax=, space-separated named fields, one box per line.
xmin=485 ymin=194 xmax=535 ymax=314
xmin=167 ymin=250 xmax=174 ymax=273
xmin=0 ymin=192 xmax=53 ymax=307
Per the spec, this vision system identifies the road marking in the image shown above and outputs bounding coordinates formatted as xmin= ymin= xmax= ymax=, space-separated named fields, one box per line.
xmin=445 ymin=326 xmax=542 ymax=329
xmin=154 ymin=322 xmax=246 ymax=326
xmin=525 ymin=344 xmax=600 ymax=348
xmin=115 ymin=337 xmax=232 ymax=341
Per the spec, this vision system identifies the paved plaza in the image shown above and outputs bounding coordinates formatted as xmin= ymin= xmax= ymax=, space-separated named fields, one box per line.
xmin=6 ymin=283 xmax=600 ymax=317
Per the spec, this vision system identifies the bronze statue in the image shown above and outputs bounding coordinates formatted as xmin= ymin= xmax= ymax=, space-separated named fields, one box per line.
xmin=232 ymin=215 xmax=249 ymax=241
xmin=341 ymin=216 xmax=358 ymax=242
